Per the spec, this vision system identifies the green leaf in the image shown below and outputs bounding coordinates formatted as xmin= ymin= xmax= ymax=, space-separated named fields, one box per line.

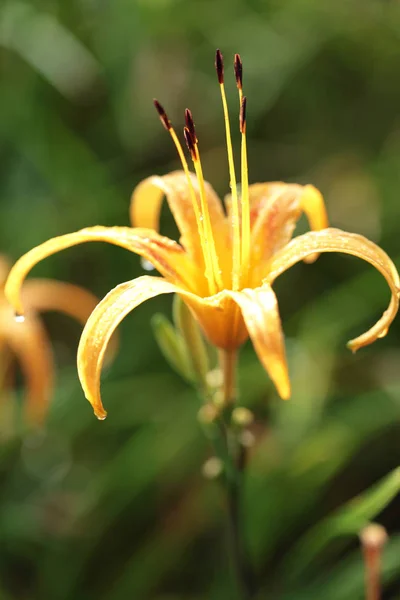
xmin=294 ymin=534 xmax=400 ymax=600
xmin=284 ymin=467 xmax=400 ymax=582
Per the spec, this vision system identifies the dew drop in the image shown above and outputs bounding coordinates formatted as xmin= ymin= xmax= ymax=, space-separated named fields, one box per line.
xmin=96 ymin=413 xmax=107 ymax=421
xmin=377 ymin=328 xmax=388 ymax=339
xmin=14 ymin=313 xmax=25 ymax=323
xmin=140 ymin=257 xmax=155 ymax=271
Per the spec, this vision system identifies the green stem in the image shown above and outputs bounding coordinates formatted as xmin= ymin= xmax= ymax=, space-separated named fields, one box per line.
xmin=219 ymin=348 xmax=236 ymax=407
xmin=226 ymin=445 xmax=255 ymax=599
xmin=219 ymin=349 xmax=256 ymax=599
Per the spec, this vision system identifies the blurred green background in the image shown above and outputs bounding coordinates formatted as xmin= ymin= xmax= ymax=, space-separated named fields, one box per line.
xmin=1 ymin=0 xmax=400 ymax=598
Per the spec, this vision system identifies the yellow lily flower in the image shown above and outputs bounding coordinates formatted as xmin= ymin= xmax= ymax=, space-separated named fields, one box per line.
xmin=0 ymin=254 xmax=101 ymax=423
xmin=4 ymin=51 xmax=400 ymax=420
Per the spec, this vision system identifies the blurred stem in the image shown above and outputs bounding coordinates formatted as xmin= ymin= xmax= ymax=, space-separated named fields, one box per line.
xmin=363 ymin=545 xmax=383 ymax=600
xmin=218 ymin=349 xmax=255 ymax=599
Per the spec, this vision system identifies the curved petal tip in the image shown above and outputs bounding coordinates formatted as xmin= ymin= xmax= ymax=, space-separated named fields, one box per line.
xmin=279 ymin=378 xmax=291 ymax=400
xmin=77 ymin=275 xmax=180 ymax=419
xmin=227 ymin=285 xmax=291 ymax=401
xmin=94 ymin=406 xmax=107 ymax=420
xmin=268 ymin=229 xmax=400 ymax=355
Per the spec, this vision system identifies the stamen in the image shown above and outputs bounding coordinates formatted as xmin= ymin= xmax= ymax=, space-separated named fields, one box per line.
xmin=183 ymin=125 xmax=197 ymax=160
xmin=239 ymin=96 xmax=246 ymax=135
xmin=234 ymin=53 xmax=243 ymax=98
xmin=154 ymin=99 xmax=171 ymax=131
xmin=184 ymin=123 xmax=222 ymax=292
xmin=239 ymin=95 xmax=251 ymax=283
xmin=153 ymin=99 xmax=216 ymax=293
xmin=234 ymin=54 xmax=250 ymax=284
xmin=215 ymin=49 xmax=224 ymax=84
xmin=184 ymin=108 xmax=197 ymax=143
xmin=215 ymin=49 xmax=241 ymax=291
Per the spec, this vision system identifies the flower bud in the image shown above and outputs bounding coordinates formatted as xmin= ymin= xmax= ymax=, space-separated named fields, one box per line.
xmin=173 ymin=296 xmax=209 ymax=390
xmin=232 ymin=406 xmax=254 ymax=427
xmin=197 ymin=403 xmax=219 ymax=425
xmin=202 ymin=456 xmax=224 ymax=479
xmin=151 ymin=313 xmax=194 ymax=382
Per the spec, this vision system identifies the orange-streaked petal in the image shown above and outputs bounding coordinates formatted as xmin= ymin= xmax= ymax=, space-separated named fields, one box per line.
xmin=227 ymin=285 xmax=290 ymax=399
xmin=266 ymin=228 xmax=400 ymax=351
xmin=130 ymin=171 xmax=230 ymax=280
xmin=250 ymin=183 xmax=303 ymax=258
xmin=0 ymin=307 xmax=54 ymax=423
xmin=5 ymin=226 xmax=203 ymax=316
xmin=243 ymin=182 xmax=329 ymax=284
xmin=21 ymin=279 xmax=118 ymax=367
xmin=77 ymin=276 xmax=183 ymax=419
xmin=22 ymin=279 xmax=99 ymax=326
xmin=181 ymin=291 xmax=248 ymax=351
xmin=246 ymin=183 xmax=303 ymax=286
xmin=0 ymin=255 xmax=11 ymax=287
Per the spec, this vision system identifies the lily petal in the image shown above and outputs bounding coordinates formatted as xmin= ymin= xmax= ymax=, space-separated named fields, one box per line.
xmin=21 ymin=278 xmax=118 ymax=366
xmin=181 ymin=291 xmax=248 ymax=351
xmin=22 ymin=279 xmax=100 ymax=326
xmin=299 ymin=184 xmax=329 ymax=264
xmin=130 ymin=171 xmax=230 ymax=276
xmin=266 ymin=228 xmax=400 ymax=351
xmin=227 ymin=286 xmax=290 ymax=399
xmin=77 ymin=275 xmax=182 ymax=419
xmin=77 ymin=274 xmax=251 ymax=418
xmin=300 ymin=184 xmax=329 ymax=236
xmin=0 ymin=307 xmax=54 ymax=423
xmin=0 ymin=255 xmax=11 ymax=287
xmin=243 ymin=183 xmax=329 ymax=284
xmin=250 ymin=183 xmax=303 ymax=264
xmin=5 ymin=226 xmax=202 ymax=316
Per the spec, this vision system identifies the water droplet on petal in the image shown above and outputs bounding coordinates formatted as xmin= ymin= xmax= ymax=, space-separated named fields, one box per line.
xmin=96 ymin=413 xmax=107 ymax=421
xmin=140 ymin=257 xmax=155 ymax=271
xmin=14 ymin=313 xmax=25 ymax=323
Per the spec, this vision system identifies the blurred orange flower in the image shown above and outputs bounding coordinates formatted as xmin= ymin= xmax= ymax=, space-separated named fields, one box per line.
xmin=0 ymin=254 xmax=100 ymax=423
xmin=4 ymin=52 xmax=399 ymax=420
